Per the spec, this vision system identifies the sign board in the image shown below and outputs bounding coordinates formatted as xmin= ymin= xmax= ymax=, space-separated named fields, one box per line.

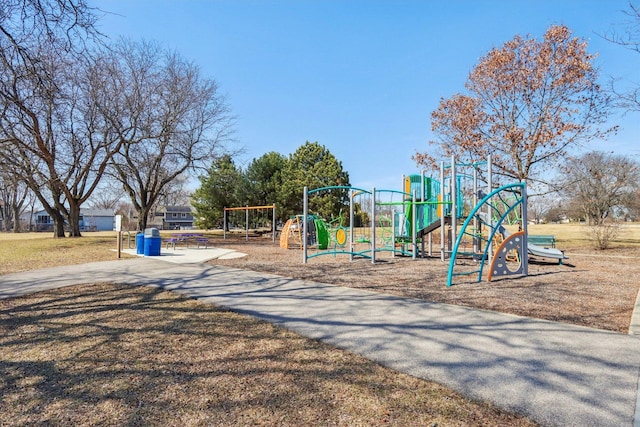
xmin=115 ymin=214 xmax=122 ymax=232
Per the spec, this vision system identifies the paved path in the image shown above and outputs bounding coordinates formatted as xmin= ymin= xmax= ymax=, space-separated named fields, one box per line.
xmin=2 ymin=257 xmax=640 ymax=426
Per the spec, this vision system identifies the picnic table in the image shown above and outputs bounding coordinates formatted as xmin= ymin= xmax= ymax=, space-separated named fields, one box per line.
xmin=165 ymin=233 xmax=209 ymax=249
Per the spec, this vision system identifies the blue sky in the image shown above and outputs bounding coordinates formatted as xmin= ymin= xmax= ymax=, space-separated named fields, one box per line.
xmin=92 ymin=0 xmax=639 ymax=190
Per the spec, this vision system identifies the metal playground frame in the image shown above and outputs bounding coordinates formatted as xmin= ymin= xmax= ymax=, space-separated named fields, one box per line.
xmin=223 ymin=204 xmax=277 ymax=242
xmin=296 ymin=154 xmax=566 ymax=286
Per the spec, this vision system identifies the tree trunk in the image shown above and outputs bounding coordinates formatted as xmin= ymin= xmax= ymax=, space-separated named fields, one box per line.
xmin=0 ymin=204 xmax=8 ymax=232
xmin=137 ymin=207 xmax=149 ymax=232
xmin=11 ymin=205 xmax=21 ymax=232
xmin=66 ymin=201 xmax=83 ymax=237
xmin=51 ymin=209 xmax=66 ymax=238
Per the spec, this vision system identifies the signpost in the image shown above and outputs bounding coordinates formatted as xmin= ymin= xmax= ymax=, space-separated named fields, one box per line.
xmin=115 ymin=215 xmax=122 ymax=259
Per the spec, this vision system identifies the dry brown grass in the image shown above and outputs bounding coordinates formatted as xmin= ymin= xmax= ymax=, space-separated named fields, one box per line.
xmin=0 ymin=232 xmax=133 ymax=274
xmin=0 ymin=283 xmax=534 ymax=426
xmin=0 ymin=231 xmax=537 ymax=425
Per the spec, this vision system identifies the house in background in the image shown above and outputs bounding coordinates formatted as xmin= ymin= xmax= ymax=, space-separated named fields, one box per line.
xmin=81 ymin=209 xmax=116 ymax=231
xmin=33 ymin=208 xmax=115 ymax=232
xmin=34 ymin=210 xmax=53 ymax=231
xmin=154 ymin=206 xmax=195 ymax=230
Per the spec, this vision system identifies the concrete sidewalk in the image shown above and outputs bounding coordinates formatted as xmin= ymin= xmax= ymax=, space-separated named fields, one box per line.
xmin=118 ymin=246 xmax=248 ymax=263
xmin=1 ymin=257 xmax=640 ymax=426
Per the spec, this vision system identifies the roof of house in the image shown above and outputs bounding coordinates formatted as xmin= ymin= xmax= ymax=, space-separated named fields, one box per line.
xmin=33 ymin=209 xmax=114 ymax=217
xmin=161 ymin=206 xmax=193 ymax=213
xmin=81 ymin=209 xmax=114 ymax=217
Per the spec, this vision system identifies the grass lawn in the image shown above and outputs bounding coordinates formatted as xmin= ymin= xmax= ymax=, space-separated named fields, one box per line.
xmin=0 ymin=232 xmax=132 ymax=274
xmin=528 ymin=222 xmax=640 ymax=247
xmin=0 ymin=231 xmax=536 ymax=426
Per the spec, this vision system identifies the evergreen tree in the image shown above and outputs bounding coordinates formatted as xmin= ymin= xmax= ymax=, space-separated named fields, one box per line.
xmin=245 ymin=152 xmax=287 ymax=213
xmin=191 ymin=155 xmax=246 ymax=229
xmin=279 ymin=141 xmax=350 ymax=220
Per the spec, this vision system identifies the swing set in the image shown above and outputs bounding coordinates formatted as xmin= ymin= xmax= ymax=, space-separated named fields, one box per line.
xmin=223 ymin=204 xmax=277 ymax=242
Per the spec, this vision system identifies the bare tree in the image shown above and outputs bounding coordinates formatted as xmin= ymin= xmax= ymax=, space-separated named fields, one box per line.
xmin=88 ymin=180 xmax=126 ymax=210
xmin=0 ymin=0 xmax=100 ymax=55
xmin=562 ymin=151 xmax=640 ymax=223
xmin=415 ymin=25 xmax=615 ymax=184
xmin=561 ymin=151 xmax=640 ymax=248
xmin=544 ymin=204 xmax=568 ymax=224
xmin=0 ymin=120 xmax=69 ymax=237
xmin=0 ymin=0 xmax=106 ymax=237
xmin=156 ymin=174 xmax=192 ymax=208
xmin=602 ymin=1 xmax=640 ymax=113
xmin=0 ymin=169 xmax=31 ymax=232
xmin=627 ymin=188 xmax=640 ymax=220
xmin=527 ymin=196 xmax=551 ymax=224
xmin=101 ymin=39 xmax=233 ymax=231
xmin=0 ymin=45 xmax=124 ymax=237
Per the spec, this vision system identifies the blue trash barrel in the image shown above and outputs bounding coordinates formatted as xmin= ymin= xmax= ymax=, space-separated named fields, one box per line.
xmin=136 ymin=233 xmax=144 ymax=255
xmin=143 ymin=228 xmax=161 ymax=256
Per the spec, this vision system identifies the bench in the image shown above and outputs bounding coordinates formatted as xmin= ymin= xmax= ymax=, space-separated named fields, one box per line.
xmin=165 ymin=237 xmax=179 ymax=249
xmin=528 ymin=235 xmax=556 ymax=248
xmin=195 ymin=237 xmax=209 ymax=248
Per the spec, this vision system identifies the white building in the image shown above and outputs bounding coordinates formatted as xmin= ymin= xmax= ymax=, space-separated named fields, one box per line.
xmin=32 ymin=209 xmax=115 ymax=232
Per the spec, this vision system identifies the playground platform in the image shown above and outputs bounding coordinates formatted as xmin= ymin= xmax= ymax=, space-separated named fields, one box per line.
xmin=2 ymin=257 xmax=640 ymax=426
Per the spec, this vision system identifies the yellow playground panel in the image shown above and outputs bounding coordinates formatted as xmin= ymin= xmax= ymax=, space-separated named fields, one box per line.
xmin=280 ymin=216 xmax=303 ymax=249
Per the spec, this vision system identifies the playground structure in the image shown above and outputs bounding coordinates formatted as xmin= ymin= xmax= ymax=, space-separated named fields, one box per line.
xmin=291 ymin=155 xmax=567 ymax=286
xmin=280 ymin=187 xmax=375 ymax=260
xmin=223 ymin=204 xmax=276 ymax=242
xmin=280 ymin=214 xmax=330 ymax=250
